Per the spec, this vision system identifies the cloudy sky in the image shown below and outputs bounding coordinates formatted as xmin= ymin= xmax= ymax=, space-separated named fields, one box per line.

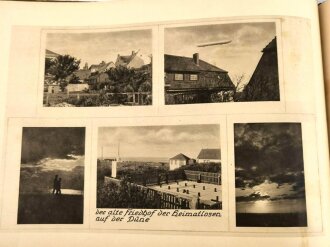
xmin=46 ymin=29 xmax=152 ymax=68
xmin=21 ymin=127 xmax=85 ymax=168
xmin=234 ymin=123 xmax=304 ymax=175
xmin=20 ymin=127 xmax=85 ymax=193
xmin=98 ymin=125 xmax=220 ymax=159
xmin=165 ymin=22 xmax=276 ymax=83
xmin=234 ymin=123 xmax=306 ymax=210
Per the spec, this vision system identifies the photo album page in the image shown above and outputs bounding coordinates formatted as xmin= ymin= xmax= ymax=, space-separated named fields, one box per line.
xmin=0 ymin=0 xmax=329 ymax=246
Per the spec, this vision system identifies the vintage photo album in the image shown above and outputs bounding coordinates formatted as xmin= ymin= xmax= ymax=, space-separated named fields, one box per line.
xmin=0 ymin=0 xmax=329 ymax=246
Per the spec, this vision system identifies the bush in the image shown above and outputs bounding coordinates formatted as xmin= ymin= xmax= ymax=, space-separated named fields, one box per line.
xmin=177 ymin=162 xmax=221 ymax=173
xmin=97 ymin=178 xmax=159 ymax=208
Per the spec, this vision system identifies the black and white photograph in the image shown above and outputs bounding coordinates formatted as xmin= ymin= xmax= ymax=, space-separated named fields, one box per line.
xmin=97 ymin=124 xmax=222 ymax=210
xmin=43 ymin=29 xmax=152 ymax=107
xmin=164 ymin=22 xmax=280 ymax=105
xmin=234 ymin=123 xmax=307 ymax=227
xmin=17 ymin=127 xmax=85 ymax=224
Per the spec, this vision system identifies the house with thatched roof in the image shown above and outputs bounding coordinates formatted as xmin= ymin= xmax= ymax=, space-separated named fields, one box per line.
xmin=242 ymin=37 xmax=280 ymax=101
xmin=164 ymin=53 xmax=235 ymax=104
xmin=197 ymin=149 xmax=221 ymax=163
xmin=169 ymin=153 xmax=191 ymax=170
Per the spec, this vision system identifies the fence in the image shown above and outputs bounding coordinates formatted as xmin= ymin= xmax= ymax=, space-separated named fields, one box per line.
xmin=104 ymin=176 xmax=190 ymax=209
xmin=114 ymin=169 xmax=220 ymax=186
xmin=118 ymin=169 xmax=185 ymax=186
xmin=44 ymin=91 xmax=152 ymax=106
xmin=184 ymin=170 xmax=221 ymax=185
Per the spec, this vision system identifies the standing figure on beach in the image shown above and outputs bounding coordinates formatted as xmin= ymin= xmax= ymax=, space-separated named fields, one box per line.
xmin=52 ymin=175 xmax=62 ymax=195
xmin=52 ymin=175 xmax=58 ymax=194
xmin=56 ymin=178 xmax=62 ymax=195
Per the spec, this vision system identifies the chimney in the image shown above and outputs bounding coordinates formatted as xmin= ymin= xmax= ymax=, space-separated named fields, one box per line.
xmin=193 ymin=53 xmax=199 ymax=65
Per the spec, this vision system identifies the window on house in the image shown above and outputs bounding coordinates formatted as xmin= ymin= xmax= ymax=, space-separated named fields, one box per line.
xmin=174 ymin=73 xmax=184 ymax=81
xmin=190 ymin=74 xmax=198 ymax=81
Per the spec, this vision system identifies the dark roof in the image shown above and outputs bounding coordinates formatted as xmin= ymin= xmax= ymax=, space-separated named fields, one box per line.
xmin=170 ymin=153 xmax=191 ymax=160
xmin=165 ymin=54 xmax=227 ymax=73
xmin=116 ymin=51 xmax=138 ymax=66
xmin=118 ymin=55 xmax=133 ymax=64
xmin=73 ymin=69 xmax=91 ymax=80
xmin=89 ymin=62 xmax=114 ymax=72
xmin=197 ymin=149 xmax=221 ymax=160
xmin=262 ymin=37 xmax=277 ymax=52
xmin=45 ymin=49 xmax=60 ymax=58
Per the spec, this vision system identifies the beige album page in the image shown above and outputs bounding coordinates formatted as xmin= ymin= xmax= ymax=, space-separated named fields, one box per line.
xmin=0 ymin=0 xmax=329 ymax=246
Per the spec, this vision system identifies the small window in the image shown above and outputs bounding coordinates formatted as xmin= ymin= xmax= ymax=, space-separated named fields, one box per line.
xmin=190 ymin=74 xmax=198 ymax=81
xmin=174 ymin=73 xmax=184 ymax=81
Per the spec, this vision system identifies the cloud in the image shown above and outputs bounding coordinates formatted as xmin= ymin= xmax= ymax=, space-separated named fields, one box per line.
xmin=22 ymin=155 xmax=84 ymax=172
xmin=21 ymin=127 xmax=85 ymax=163
xmin=165 ymin=22 xmax=276 ymax=79
xmin=236 ymin=180 xmax=305 ymax=202
xmin=98 ymin=125 xmax=220 ymax=158
xmin=46 ymin=29 xmax=152 ymax=67
xmin=234 ymin=123 xmax=304 ymax=175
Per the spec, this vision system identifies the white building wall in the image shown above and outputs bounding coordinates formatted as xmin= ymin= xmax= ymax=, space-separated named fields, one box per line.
xmin=66 ymin=83 xmax=89 ymax=92
xmin=111 ymin=160 xmax=117 ymax=178
xmin=169 ymin=159 xmax=187 ymax=170
xmin=197 ymin=159 xmax=221 ymax=163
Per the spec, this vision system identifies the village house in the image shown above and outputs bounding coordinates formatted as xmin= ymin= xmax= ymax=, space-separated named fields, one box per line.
xmin=88 ymin=72 xmax=110 ymax=85
xmin=89 ymin=61 xmax=115 ymax=74
xmin=67 ymin=69 xmax=92 ymax=83
xmin=65 ymin=83 xmax=89 ymax=93
xmin=45 ymin=49 xmax=60 ymax=60
xmin=197 ymin=149 xmax=221 ymax=163
xmin=115 ymin=50 xmax=145 ymax=69
xmin=169 ymin=153 xmax=191 ymax=171
xmin=242 ymin=37 xmax=279 ymax=101
xmin=47 ymin=84 xmax=61 ymax=94
xmin=44 ymin=50 xmax=60 ymax=85
xmin=164 ymin=53 xmax=235 ymax=104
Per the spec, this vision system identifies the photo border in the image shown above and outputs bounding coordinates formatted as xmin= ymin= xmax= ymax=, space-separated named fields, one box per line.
xmin=158 ymin=18 xmax=285 ymax=115
xmin=90 ymin=115 xmax=229 ymax=232
xmin=227 ymin=114 xmax=322 ymax=233
xmin=0 ymin=118 xmax=92 ymax=230
xmin=36 ymin=25 xmax=159 ymax=118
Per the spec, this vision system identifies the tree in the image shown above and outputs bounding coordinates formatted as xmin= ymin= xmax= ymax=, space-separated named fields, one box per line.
xmin=104 ymin=66 xmax=152 ymax=104
xmin=59 ymin=81 xmax=68 ymax=92
xmin=232 ymin=73 xmax=246 ymax=102
xmin=45 ymin=58 xmax=55 ymax=75
xmin=69 ymin=73 xmax=80 ymax=84
xmin=51 ymin=55 xmax=80 ymax=81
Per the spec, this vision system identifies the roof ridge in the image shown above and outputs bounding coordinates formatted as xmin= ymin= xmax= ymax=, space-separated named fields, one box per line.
xmin=164 ymin=54 xmax=228 ymax=73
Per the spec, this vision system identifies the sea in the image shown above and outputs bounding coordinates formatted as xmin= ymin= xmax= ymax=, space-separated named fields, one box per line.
xmin=236 ymin=198 xmax=307 ymax=214
xmin=102 ymin=157 xmax=169 ymax=163
xmin=48 ymin=189 xmax=83 ymax=195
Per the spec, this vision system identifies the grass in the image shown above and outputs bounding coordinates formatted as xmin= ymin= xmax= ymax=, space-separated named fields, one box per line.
xmin=17 ymin=194 xmax=84 ymax=224
xmin=236 ymin=212 xmax=307 ymax=227
xmin=43 ymin=92 xmax=100 ymax=106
